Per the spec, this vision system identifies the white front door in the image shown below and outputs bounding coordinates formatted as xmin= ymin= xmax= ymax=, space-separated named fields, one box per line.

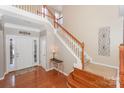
xmin=6 ymin=35 xmax=39 ymax=72
xmin=15 ymin=36 xmax=33 ymax=70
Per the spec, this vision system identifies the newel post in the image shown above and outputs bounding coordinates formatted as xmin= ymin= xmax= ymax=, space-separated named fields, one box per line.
xmin=119 ymin=44 xmax=124 ymax=88
xmin=82 ymin=42 xmax=84 ymax=69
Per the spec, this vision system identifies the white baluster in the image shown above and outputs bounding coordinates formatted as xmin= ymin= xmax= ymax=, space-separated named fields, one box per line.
xmin=74 ymin=42 xmax=77 ymax=55
xmin=19 ymin=5 xmax=21 ymax=9
xmin=78 ymin=47 xmax=82 ymax=60
xmin=23 ymin=5 xmax=26 ymax=11
xmin=77 ymin=45 xmax=80 ymax=58
xmin=72 ymin=39 xmax=74 ymax=50
xmin=65 ymin=33 xmax=68 ymax=44
xmin=67 ymin=35 xmax=70 ymax=47
xmin=27 ymin=5 xmax=29 ymax=12
xmin=28 ymin=6 xmax=30 ymax=12
xmin=29 ymin=5 xmax=31 ymax=12
xmin=69 ymin=37 xmax=71 ymax=49
xmin=73 ymin=40 xmax=75 ymax=53
xmin=69 ymin=36 xmax=72 ymax=49
xmin=71 ymin=39 xmax=73 ymax=51
xmin=31 ymin=6 xmax=33 ymax=13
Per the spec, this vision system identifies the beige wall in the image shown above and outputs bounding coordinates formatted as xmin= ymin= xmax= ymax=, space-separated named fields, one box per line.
xmin=54 ymin=34 xmax=76 ymax=74
xmin=62 ymin=5 xmax=123 ymax=68
xmin=0 ymin=20 xmax=5 ymax=79
xmin=44 ymin=22 xmax=75 ymax=74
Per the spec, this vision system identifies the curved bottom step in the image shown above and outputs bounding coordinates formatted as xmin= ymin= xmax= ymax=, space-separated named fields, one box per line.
xmin=67 ymin=68 xmax=116 ymax=88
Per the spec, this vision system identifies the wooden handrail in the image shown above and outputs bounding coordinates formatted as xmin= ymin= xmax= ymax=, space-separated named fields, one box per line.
xmin=55 ymin=22 xmax=84 ymax=69
xmin=43 ymin=5 xmax=55 ymax=18
xmin=37 ymin=11 xmax=54 ymax=19
xmin=42 ymin=6 xmax=84 ymax=48
xmin=43 ymin=5 xmax=56 ymax=27
xmin=54 ymin=21 xmax=84 ymax=48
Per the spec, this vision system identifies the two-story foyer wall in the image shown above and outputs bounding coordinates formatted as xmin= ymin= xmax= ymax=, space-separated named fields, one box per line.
xmin=62 ymin=6 xmax=123 ymax=68
xmin=0 ymin=15 xmax=5 ymax=79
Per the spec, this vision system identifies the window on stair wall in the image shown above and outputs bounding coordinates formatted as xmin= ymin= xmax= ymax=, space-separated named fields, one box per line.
xmin=55 ymin=11 xmax=63 ymax=25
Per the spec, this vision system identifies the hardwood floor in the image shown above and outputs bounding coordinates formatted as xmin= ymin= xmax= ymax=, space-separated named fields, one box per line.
xmin=0 ymin=66 xmax=67 ymax=88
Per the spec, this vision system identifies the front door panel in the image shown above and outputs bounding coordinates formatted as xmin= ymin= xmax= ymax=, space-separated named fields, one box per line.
xmin=15 ymin=36 xmax=33 ymax=70
xmin=6 ymin=35 xmax=39 ymax=72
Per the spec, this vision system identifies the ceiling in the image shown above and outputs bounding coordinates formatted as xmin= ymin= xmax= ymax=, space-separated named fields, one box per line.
xmin=3 ymin=15 xmax=43 ymax=30
xmin=0 ymin=6 xmax=47 ymax=31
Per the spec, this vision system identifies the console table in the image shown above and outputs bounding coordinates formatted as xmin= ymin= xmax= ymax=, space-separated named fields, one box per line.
xmin=50 ymin=58 xmax=64 ymax=73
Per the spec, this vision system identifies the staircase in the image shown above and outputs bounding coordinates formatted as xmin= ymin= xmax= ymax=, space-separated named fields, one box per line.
xmin=13 ymin=5 xmax=116 ymax=88
xmin=67 ymin=68 xmax=116 ymax=88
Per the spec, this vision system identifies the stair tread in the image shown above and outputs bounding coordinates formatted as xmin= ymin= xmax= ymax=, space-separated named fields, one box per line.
xmin=74 ymin=68 xmax=116 ymax=87
xmin=67 ymin=73 xmax=93 ymax=88
xmin=74 ymin=68 xmax=115 ymax=82
xmin=72 ymin=72 xmax=115 ymax=88
xmin=72 ymin=73 xmax=100 ymax=87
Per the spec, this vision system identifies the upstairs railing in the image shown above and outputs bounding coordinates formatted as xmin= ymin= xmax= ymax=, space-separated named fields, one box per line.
xmin=14 ymin=5 xmax=40 ymax=15
xmin=13 ymin=5 xmax=84 ymax=69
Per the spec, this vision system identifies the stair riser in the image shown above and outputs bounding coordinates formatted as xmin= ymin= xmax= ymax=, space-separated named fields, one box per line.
xmin=73 ymin=75 xmax=115 ymax=88
xmin=67 ymin=82 xmax=76 ymax=88
xmin=74 ymin=69 xmax=107 ymax=81
xmin=73 ymin=72 xmax=114 ymax=86
xmin=72 ymin=75 xmax=99 ymax=88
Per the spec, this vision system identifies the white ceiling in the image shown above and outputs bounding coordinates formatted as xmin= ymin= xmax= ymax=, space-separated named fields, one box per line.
xmin=0 ymin=6 xmax=46 ymax=31
xmin=3 ymin=15 xmax=43 ymax=30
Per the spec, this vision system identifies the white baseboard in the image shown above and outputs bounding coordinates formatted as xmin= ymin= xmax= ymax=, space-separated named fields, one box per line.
xmin=54 ymin=68 xmax=68 ymax=76
xmin=45 ymin=67 xmax=68 ymax=76
xmin=91 ymin=61 xmax=120 ymax=88
xmin=0 ymin=76 xmax=4 ymax=80
xmin=45 ymin=67 xmax=54 ymax=72
xmin=0 ymin=66 xmax=68 ymax=81
xmin=0 ymin=72 xmax=8 ymax=80
xmin=91 ymin=61 xmax=119 ymax=69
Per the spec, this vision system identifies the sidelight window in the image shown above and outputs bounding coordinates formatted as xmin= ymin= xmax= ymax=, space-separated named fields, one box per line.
xmin=10 ymin=39 xmax=14 ymax=65
xmin=34 ymin=40 xmax=37 ymax=63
